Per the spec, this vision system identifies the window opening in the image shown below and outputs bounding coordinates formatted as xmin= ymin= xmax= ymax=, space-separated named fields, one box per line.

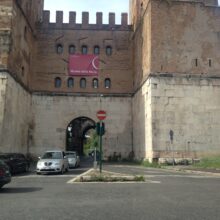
xmin=67 ymin=78 xmax=74 ymax=88
xmin=82 ymin=45 xmax=88 ymax=55
xmin=105 ymin=78 xmax=111 ymax=89
xmin=106 ymin=46 xmax=112 ymax=56
xmin=55 ymin=77 xmax=62 ymax=88
xmin=80 ymin=78 xmax=86 ymax=88
xmin=93 ymin=78 xmax=99 ymax=88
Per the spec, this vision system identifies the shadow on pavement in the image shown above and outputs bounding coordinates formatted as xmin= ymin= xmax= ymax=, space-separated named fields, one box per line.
xmin=0 ymin=187 xmax=43 ymax=193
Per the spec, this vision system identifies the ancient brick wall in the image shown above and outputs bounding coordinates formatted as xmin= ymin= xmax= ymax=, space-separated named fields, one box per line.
xmin=32 ymin=11 xmax=133 ymax=94
xmin=151 ymin=0 xmax=220 ymax=75
xmin=0 ymin=0 xmax=12 ymax=69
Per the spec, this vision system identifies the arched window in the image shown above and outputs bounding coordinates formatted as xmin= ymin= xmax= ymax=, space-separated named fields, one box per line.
xmin=82 ymin=45 xmax=88 ymax=55
xmin=106 ymin=46 xmax=112 ymax=56
xmin=55 ymin=77 xmax=62 ymax=88
xmin=92 ymin=78 xmax=99 ymax=88
xmin=56 ymin=44 xmax=63 ymax=54
xmin=69 ymin=45 xmax=75 ymax=54
xmin=67 ymin=77 xmax=74 ymax=88
xmin=105 ymin=78 xmax=111 ymax=89
xmin=80 ymin=78 xmax=86 ymax=88
xmin=94 ymin=46 xmax=100 ymax=55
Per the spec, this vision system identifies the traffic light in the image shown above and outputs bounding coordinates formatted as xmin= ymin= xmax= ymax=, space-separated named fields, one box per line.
xmin=96 ymin=122 xmax=105 ymax=136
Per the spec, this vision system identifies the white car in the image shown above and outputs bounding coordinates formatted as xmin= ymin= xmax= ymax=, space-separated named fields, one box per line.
xmin=36 ymin=151 xmax=69 ymax=174
xmin=66 ymin=151 xmax=80 ymax=168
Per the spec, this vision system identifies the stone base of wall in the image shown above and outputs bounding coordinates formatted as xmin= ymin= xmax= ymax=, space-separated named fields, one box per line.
xmin=0 ymin=72 xmax=31 ymax=154
xmin=31 ymin=94 xmax=133 ymax=158
xmin=133 ymin=74 xmax=220 ymax=161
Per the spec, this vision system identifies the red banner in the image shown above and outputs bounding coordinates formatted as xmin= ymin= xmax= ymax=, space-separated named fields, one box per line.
xmin=69 ymin=54 xmax=99 ymax=76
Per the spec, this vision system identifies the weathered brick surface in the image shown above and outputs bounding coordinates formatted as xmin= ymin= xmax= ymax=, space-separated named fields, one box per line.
xmin=32 ymin=11 xmax=133 ymax=94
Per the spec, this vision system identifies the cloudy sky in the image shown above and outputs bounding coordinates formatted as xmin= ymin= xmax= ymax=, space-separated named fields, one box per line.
xmin=44 ymin=0 xmax=130 ymax=24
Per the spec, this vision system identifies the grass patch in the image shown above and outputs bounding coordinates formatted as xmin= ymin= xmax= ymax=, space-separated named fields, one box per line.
xmin=76 ymin=170 xmax=145 ymax=182
xmin=118 ymin=159 xmax=161 ymax=168
xmin=141 ymin=160 xmax=161 ymax=168
xmin=193 ymin=157 xmax=220 ymax=169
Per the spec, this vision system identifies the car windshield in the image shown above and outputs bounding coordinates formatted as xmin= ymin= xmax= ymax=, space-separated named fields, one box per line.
xmin=66 ymin=153 xmax=76 ymax=158
xmin=42 ymin=152 xmax=62 ymax=159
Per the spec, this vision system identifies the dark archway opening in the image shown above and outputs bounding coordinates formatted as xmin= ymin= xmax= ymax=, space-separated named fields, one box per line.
xmin=66 ymin=117 xmax=96 ymax=156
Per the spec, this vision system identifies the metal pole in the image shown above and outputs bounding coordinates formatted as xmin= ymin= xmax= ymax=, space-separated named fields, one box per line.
xmin=99 ymin=121 xmax=103 ymax=173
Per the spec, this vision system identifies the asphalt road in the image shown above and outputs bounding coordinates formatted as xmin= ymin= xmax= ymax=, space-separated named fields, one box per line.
xmin=0 ymin=164 xmax=220 ymax=220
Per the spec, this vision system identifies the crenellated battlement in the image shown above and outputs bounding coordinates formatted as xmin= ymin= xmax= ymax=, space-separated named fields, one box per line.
xmin=40 ymin=11 xmax=131 ymax=31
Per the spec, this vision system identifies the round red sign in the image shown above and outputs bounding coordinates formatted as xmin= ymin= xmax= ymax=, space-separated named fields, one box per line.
xmin=97 ymin=110 xmax=106 ymax=120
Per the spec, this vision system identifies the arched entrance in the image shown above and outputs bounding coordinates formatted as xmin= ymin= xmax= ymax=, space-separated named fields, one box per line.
xmin=66 ymin=117 xmax=96 ymax=155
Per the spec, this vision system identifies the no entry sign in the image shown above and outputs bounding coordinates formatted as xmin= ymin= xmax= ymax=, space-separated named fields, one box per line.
xmin=97 ymin=110 xmax=106 ymax=120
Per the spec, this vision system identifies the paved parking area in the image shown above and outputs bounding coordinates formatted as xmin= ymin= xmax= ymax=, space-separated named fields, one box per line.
xmin=0 ymin=163 xmax=220 ymax=220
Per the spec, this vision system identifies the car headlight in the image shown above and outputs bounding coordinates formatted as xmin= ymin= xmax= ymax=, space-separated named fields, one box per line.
xmin=37 ymin=162 xmax=43 ymax=167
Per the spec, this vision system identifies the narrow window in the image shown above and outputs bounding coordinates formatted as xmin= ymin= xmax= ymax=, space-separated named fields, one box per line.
xmin=94 ymin=46 xmax=100 ymax=55
xmin=93 ymin=78 xmax=99 ymax=88
xmin=67 ymin=77 xmax=74 ymax=88
xmin=21 ymin=66 xmax=25 ymax=76
xmin=106 ymin=46 xmax=112 ymax=56
xmin=82 ymin=45 xmax=88 ymax=55
xmin=209 ymin=59 xmax=212 ymax=67
xmin=195 ymin=58 xmax=198 ymax=67
xmin=24 ymin=26 xmax=27 ymax=40
xmin=80 ymin=78 xmax=86 ymax=88
xmin=105 ymin=78 xmax=111 ymax=89
xmin=69 ymin=45 xmax=75 ymax=54
xmin=56 ymin=44 xmax=63 ymax=54
xmin=55 ymin=77 xmax=62 ymax=88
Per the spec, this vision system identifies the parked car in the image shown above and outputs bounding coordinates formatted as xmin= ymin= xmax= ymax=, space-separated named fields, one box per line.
xmin=36 ymin=150 xmax=69 ymax=174
xmin=0 ymin=159 xmax=11 ymax=188
xmin=66 ymin=151 xmax=80 ymax=168
xmin=0 ymin=153 xmax=30 ymax=174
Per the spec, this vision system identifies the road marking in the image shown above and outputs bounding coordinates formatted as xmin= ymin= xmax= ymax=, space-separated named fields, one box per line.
xmin=67 ymin=168 xmax=93 ymax=183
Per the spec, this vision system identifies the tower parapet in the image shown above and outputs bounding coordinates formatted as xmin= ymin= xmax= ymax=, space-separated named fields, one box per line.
xmin=40 ymin=11 xmax=131 ymax=30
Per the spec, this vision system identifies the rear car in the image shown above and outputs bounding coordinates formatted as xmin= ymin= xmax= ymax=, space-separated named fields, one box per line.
xmin=66 ymin=151 xmax=80 ymax=168
xmin=0 ymin=160 xmax=11 ymax=188
xmin=36 ymin=151 xmax=69 ymax=174
xmin=0 ymin=153 xmax=30 ymax=174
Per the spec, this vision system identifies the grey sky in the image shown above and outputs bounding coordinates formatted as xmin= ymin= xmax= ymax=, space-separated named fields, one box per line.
xmin=44 ymin=0 xmax=130 ymax=24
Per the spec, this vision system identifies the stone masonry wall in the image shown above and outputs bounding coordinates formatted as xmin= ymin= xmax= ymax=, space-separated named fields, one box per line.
xmin=132 ymin=78 xmax=153 ymax=160
xmin=31 ymin=95 xmax=132 ymax=158
xmin=150 ymin=75 xmax=220 ymax=159
xmin=0 ymin=73 xmax=7 ymax=147
xmin=133 ymin=75 xmax=220 ymax=160
xmin=0 ymin=72 xmax=32 ymax=154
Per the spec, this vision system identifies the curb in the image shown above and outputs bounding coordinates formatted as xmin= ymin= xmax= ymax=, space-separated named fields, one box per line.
xmin=163 ymin=167 xmax=220 ymax=177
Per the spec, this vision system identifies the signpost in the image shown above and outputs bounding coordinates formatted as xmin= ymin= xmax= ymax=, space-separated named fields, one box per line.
xmin=96 ymin=110 xmax=106 ymax=173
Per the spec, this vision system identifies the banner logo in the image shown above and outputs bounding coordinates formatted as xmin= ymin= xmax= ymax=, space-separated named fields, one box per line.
xmin=69 ymin=54 xmax=99 ymax=76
